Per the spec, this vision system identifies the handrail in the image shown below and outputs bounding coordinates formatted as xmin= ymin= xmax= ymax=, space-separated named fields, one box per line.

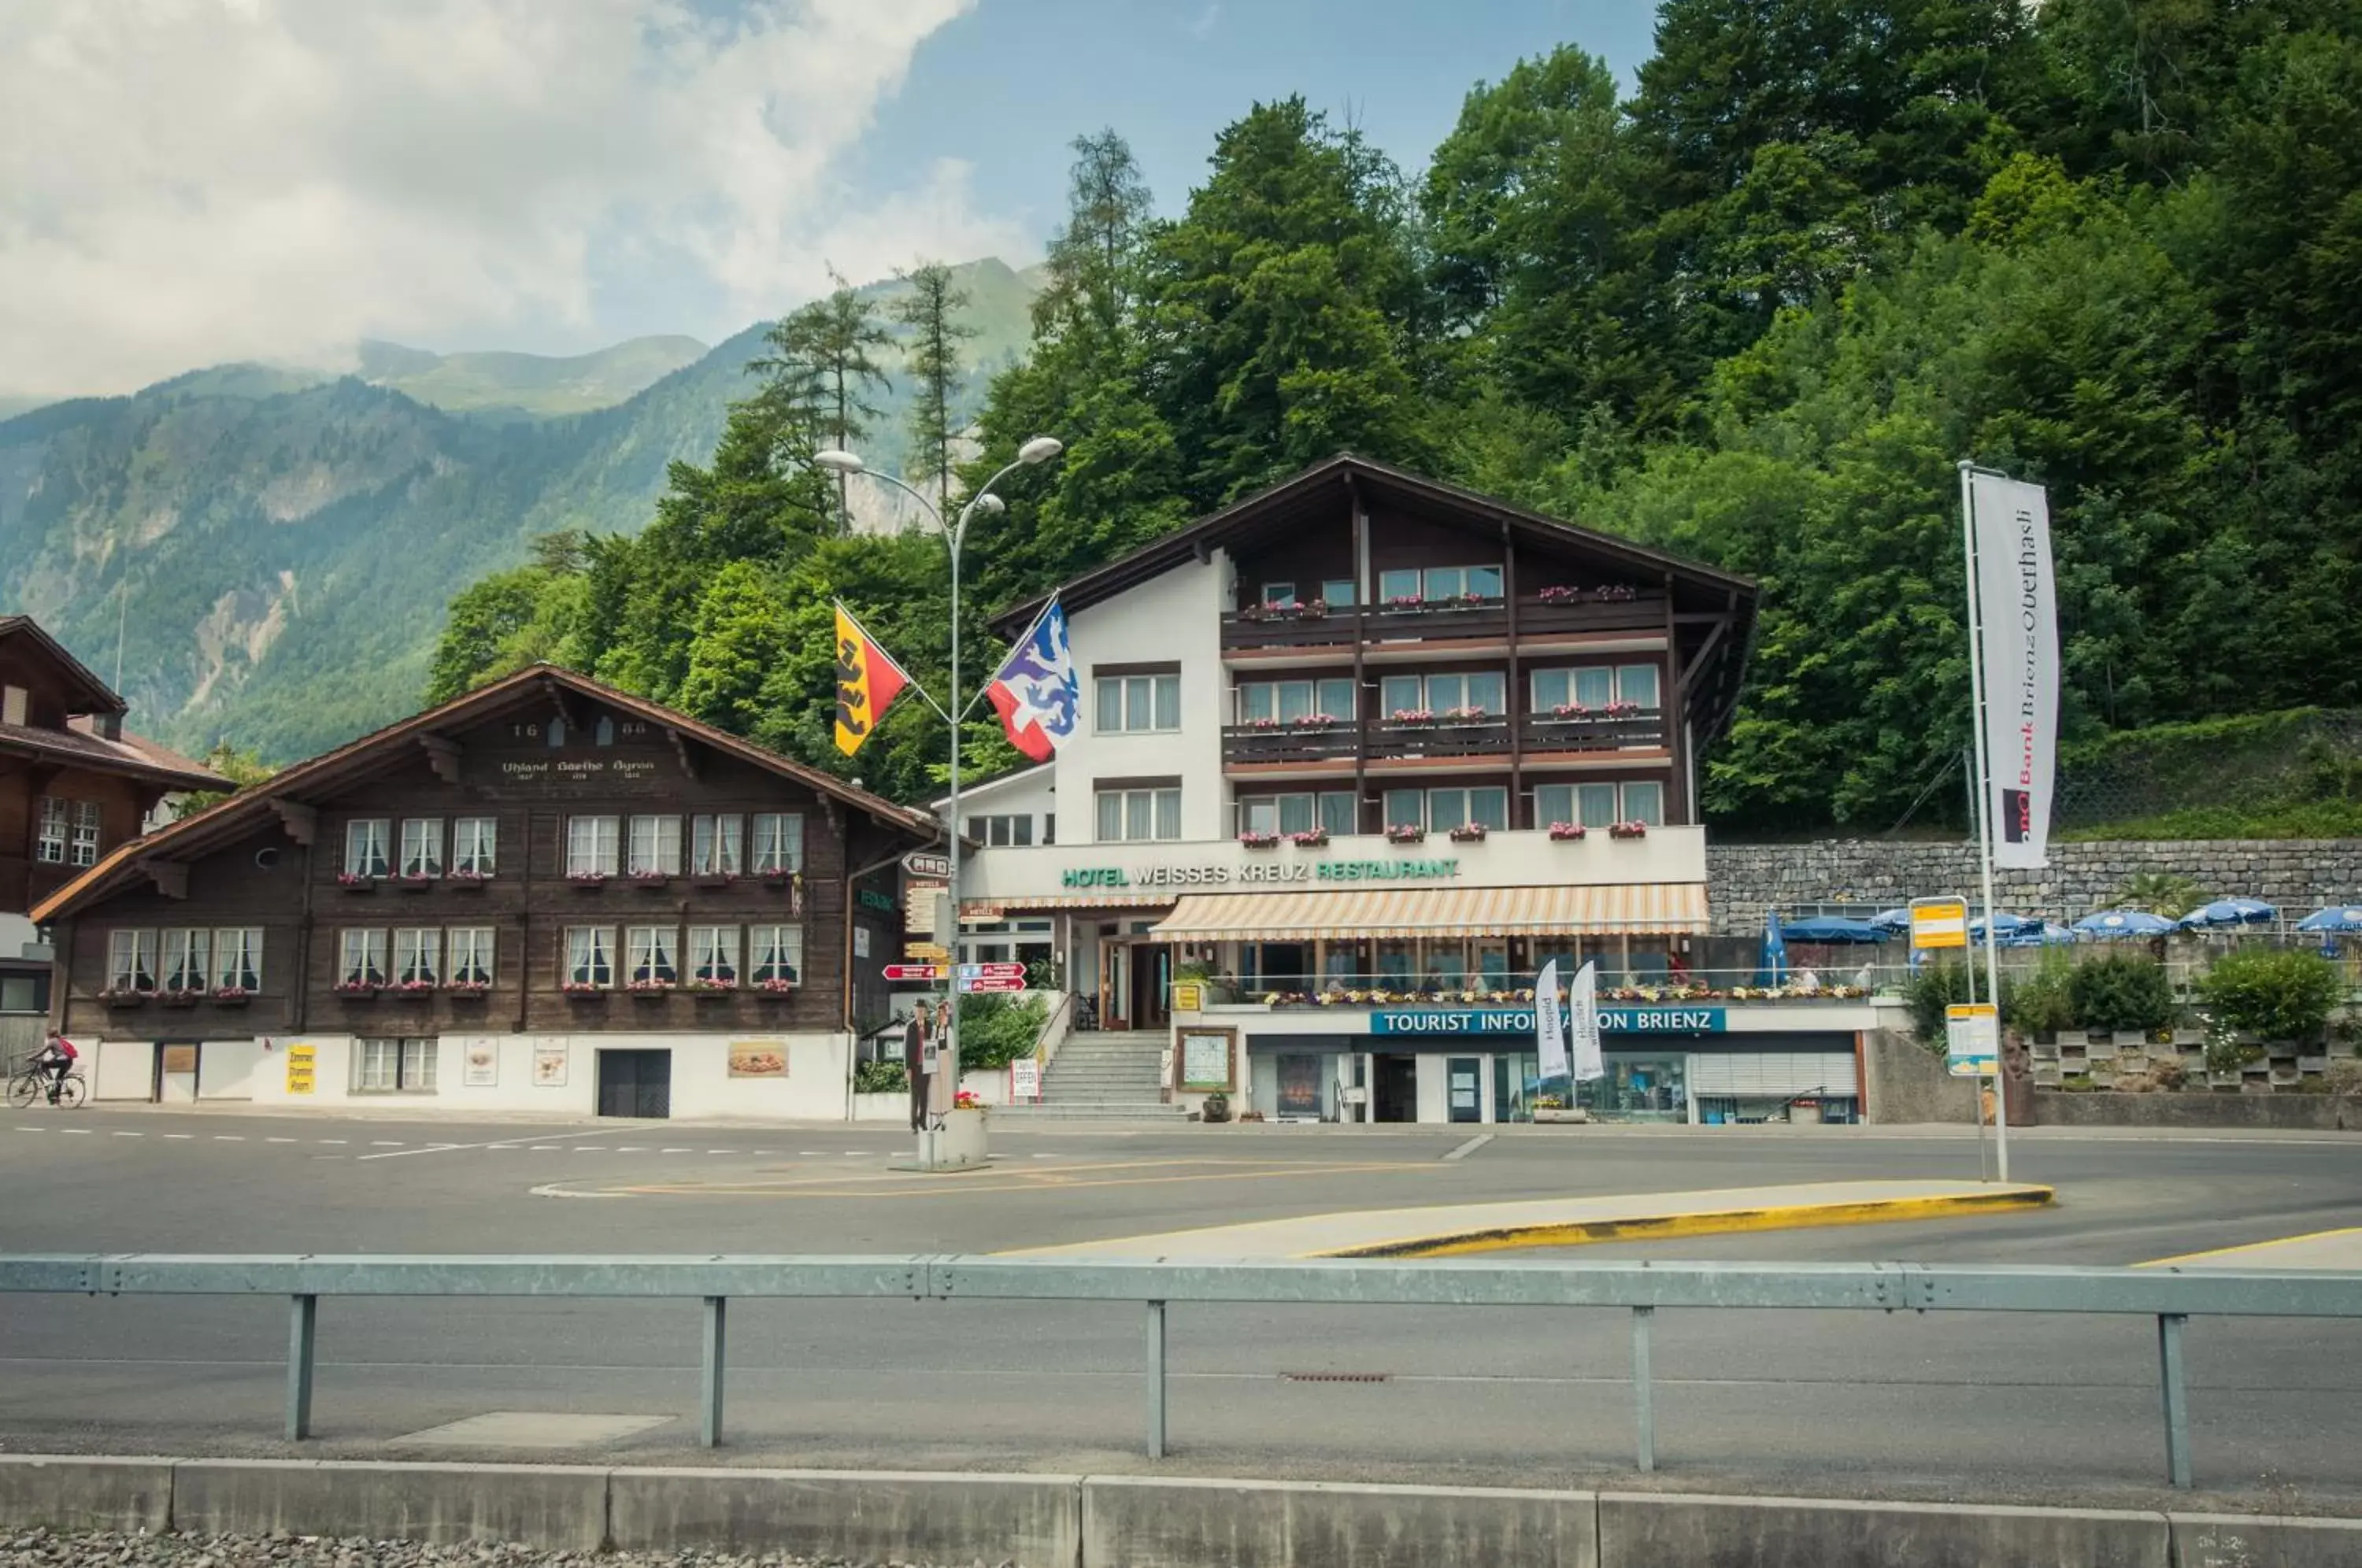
xmin=4 ymin=1252 xmax=2351 ymax=1483
xmin=1031 ymin=988 xmax=1078 ymax=1074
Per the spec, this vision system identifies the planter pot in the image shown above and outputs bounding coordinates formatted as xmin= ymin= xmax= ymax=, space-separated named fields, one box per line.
xmin=631 ymin=878 xmax=673 ymax=892
xmin=212 ymin=994 xmax=251 ymax=1009
xmin=334 ymin=989 xmax=379 ymax=1001
xmin=629 ymin=989 xmax=674 ymax=1001
xmin=568 ymin=879 xmax=609 ymax=892
xmin=1532 ymin=1108 xmax=1590 ymax=1124
xmin=159 ymin=993 xmax=200 ymax=1009
xmin=395 ymin=879 xmax=433 ymax=893
xmin=917 ymin=1107 xmax=989 ymax=1171
xmin=449 ymin=989 xmax=490 ymax=1003
xmin=691 ymin=875 xmax=734 ymax=889
xmin=688 ymin=986 xmax=738 ymax=1000
xmin=562 ymin=989 xmax=607 ymax=1003
xmin=448 ymin=877 xmax=489 ymax=892
xmin=103 ymin=994 xmax=150 ymax=1010
xmin=338 ymin=881 xmax=378 ymax=895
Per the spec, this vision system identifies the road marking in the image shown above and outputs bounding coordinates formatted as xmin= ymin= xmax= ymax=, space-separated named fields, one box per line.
xmin=2139 ymin=1226 xmax=2362 ymax=1269
xmin=1442 ymin=1134 xmax=1494 ymax=1163
xmin=369 ymin=1141 xmax=406 ymax=1147
xmin=602 ymin=1158 xmax=1435 ymax=1204
xmin=60 ymin=1129 xmax=91 ymax=1135
xmin=357 ymin=1130 xmax=607 ymax=1163
xmin=213 ymin=1135 xmax=242 ymax=1141
xmin=317 ymin=1139 xmax=347 ymax=1145
xmin=573 ymin=1147 xmax=609 ymax=1153
xmin=799 ymin=1150 xmax=824 ymax=1156
xmin=111 ymin=1131 xmax=143 ymax=1137
xmin=705 ymin=1148 xmax=737 ymax=1155
xmin=265 ymin=1137 xmax=297 ymax=1144
xmin=616 ymin=1146 xmax=649 ymax=1152
xmin=662 ymin=1148 xmax=692 ymax=1154
xmin=529 ymin=1147 xmax=561 ymax=1152
xmin=163 ymin=1133 xmax=192 ymax=1141
xmin=11 ymin=1126 xmax=42 ymax=1133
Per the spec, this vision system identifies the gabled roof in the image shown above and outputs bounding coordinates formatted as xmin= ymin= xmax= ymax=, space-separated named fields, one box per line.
xmin=0 ymin=616 xmax=128 ymax=716
xmin=32 ymin=664 xmax=936 ymax=924
xmin=990 ymin=453 xmax=1757 ymax=630
xmin=0 ymin=717 xmax=230 ymax=793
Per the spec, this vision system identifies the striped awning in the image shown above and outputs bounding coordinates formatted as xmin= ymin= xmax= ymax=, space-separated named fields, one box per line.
xmin=1146 ymin=882 xmax=1709 ymax=941
xmin=961 ymin=893 xmax=1178 ymax=915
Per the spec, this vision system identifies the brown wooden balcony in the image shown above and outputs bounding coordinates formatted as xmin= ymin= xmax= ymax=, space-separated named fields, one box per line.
xmin=1221 ymin=722 xmax=1364 ymax=767
xmin=1220 ymin=590 xmax=1671 ymax=653
xmin=1520 ymin=709 xmax=1668 ymax=754
xmin=1223 ymin=709 xmax=1669 ymax=770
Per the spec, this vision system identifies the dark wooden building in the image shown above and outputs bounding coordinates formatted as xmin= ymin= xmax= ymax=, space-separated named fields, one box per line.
xmin=34 ymin=666 xmax=932 ymax=1117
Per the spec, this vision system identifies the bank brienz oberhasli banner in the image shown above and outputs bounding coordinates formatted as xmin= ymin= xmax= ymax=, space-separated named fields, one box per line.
xmin=1971 ymin=472 xmax=2058 ymax=870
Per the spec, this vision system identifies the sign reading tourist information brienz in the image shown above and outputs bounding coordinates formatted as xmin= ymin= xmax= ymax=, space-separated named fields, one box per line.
xmin=1061 ymin=858 xmax=1462 ymax=889
xmin=1370 ymin=1007 xmax=1727 ymax=1035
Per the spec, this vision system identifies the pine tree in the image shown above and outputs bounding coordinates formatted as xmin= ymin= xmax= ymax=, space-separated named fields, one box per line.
xmin=755 ymin=270 xmax=892 ymax=531
xmin=891 ymin=261 xmax=979 ymax=522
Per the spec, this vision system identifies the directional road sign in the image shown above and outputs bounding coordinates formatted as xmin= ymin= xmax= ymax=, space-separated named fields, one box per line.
xmin=901 ymin=850 xmax=953 ymax=881
xmin=881 ymin=963 xmax=945 ymax=982
xmin=957 ymin=962 xmax=1027 ymax=980
xmin=958 ymin=975 xmax=1029 ymax=994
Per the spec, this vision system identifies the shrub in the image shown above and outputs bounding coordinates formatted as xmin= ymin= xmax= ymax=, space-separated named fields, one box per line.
xmin=854 ymin=1059 xmax=907 ymax=1094
xmin=1906 ymin=963 xmax=2017 ymax=1046
xmin=2197 ymin=949 xmax=2344 ymax=1044
xmin=953 ymin=993 xmax=1050 ymax=1071
xmin=2010 ymin=952 xmax=2077 ymax=1039
xmin=2067 ymin=955 xmax=2176 ymax=1034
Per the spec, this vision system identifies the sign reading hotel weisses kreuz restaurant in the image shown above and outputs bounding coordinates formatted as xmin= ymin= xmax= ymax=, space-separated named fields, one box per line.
xmin=1371 ymin=1007 xmax=1728 ymax=1034
xmin=1062 ymin=858 xmax=1463 ymax=889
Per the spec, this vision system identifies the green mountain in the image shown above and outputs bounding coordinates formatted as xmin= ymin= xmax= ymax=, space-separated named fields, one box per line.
xmin=0 ymin=258 xmax=1041 ymax=763
xmin=357 ymin=335 xmax=710 ymax=421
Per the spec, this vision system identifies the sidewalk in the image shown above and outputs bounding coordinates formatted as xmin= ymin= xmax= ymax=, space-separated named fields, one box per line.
xmin=1009 ymin=1178 xmax=2055 ymax=1259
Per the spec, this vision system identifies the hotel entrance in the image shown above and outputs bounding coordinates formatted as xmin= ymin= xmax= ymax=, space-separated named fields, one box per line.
xmin=1099 ymin=939 xmax=1174 ymax=1031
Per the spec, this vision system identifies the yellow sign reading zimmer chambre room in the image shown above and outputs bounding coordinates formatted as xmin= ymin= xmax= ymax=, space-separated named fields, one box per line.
xmin=283 ymin=1041 xmax=317 ymax=1095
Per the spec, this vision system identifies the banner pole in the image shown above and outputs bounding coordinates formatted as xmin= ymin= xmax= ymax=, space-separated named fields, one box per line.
xmin=1960 ymin=460 xmax=2012 ymax=1184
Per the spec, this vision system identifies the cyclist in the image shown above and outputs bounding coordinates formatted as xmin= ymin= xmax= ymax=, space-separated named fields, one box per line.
xmin=30 ymin=1032 xmax=77 ymax=1103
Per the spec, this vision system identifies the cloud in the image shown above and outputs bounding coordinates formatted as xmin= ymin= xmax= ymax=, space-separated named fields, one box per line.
xmin=0 ymin=0 xmax=1031 ymax=398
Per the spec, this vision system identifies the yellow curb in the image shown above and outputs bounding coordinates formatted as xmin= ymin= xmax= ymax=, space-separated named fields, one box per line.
xmin=1323 ymin=1186 xmax=2057 ymax=1259
xmin=2137 ymin=1224 xmax=2362 ymax=1270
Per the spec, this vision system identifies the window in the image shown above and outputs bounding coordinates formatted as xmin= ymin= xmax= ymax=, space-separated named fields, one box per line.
xmin=1095 ymin=786 xmax=1180 ymax=842
xmin=567 ymin=815 xmax=620 ymax=877
xmin=453 ymin=817 xmax=498 ymax=877
xmin=69 ymin=801 xmax=99 ymax=866
xmin=398 ymin=818 xmax=442 ymax=878
xmin=1321 ymin=577 xmax=1355 ymax=608
xmin=214 ymin=927 xmax=261 ymax=992
xmin=339 ymin=928 xmax=389 ymax=987
xmin=1538 ymin=781 xmax=1646 ymax=829
xmin=627 ymin=925 xmax=679 ymax=986
xmin=1385 ymin=788 xmax=1507 ymax=830
xmin=1383 ymin=672 xmax=1505 ymax=716
xmin=1319 ymin=791 xmax=1357 ymax=835
xmin=160 ymin=929 xmax=211 ymax=993
xmin=1094 ymin=671 xmax=1181 ymax=734
xmin=448 ymin=926 xmax=494 ymax=987
xmin=1241 ymin=791 xmax=1356 ymax=837
xmin=565 ymin=926 xmax=616 ymax=989
xmin=690 ymin=814 xmax=743 ymax=877
xmin=1378 ymin=565 xmax=1502 ymax=603
xmin=1261 ymin=582 xmax=1297 ymax=608
xmin=627 ymin=815 xmax=680 ymax=877
xmin=750 ymin=813 xmax=804 ymax=875
xmin=393 ymin=928 xmax=441 ymax=986
xmin=1378 ymin=568 xmax=1421 ymax=603
xmin=106 ymin=930 xmax=157 ymax=993
xmin=1238 ymin=679 xmax=1355 ymax=723
xmin=1617 ymin=663 xmax=1662 ymax=709
xmin=34 ymin=797 xmax=68 ymax=864
xmin=981 ymin=813 xmax=1034 ymax=846
xmin=354 ymin=1037 xmax=436 ymax=1093
xmin=1532 ymin=664 xmax=1659 ymax=712
xmin=344 ymin=818 xmax=391 ymax=879
xmin=750 ymin=924 xmax=802 ymax=986
xmin=689 ymin=925 xmax=739 ymax=984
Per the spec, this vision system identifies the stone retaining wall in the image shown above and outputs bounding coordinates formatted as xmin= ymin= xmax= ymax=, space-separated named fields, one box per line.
xmin=1706 ymin=838 xmax=2362 ymax=935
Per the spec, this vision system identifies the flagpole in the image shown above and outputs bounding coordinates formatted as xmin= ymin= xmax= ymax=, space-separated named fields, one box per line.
xmin=1960 ymin=460 xmax=2012 ymax=1184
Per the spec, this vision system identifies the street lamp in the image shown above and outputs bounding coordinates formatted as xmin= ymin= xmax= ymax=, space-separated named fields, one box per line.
xmin=808 ymin=437 xmax=1061 ymax=1154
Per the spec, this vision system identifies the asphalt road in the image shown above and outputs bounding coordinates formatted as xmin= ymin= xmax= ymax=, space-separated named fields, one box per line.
xmin=2 ymin=1103 xmax=2358 ymax=1513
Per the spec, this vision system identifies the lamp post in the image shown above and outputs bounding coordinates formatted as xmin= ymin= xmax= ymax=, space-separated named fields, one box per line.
xmin=811 ymin=436 xmax=1061 ymax=1151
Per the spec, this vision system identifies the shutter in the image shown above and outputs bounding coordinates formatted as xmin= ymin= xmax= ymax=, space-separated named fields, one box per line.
xmin=1688 ymin=1049 xmax=1857 ymax=1097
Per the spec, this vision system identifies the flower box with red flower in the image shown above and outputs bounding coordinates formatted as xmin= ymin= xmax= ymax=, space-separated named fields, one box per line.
xmin=561 ymin=982 xmax=605 ymax=999
xmin=1297 ymin=597 xmax=1330 ymax=619
xmin=1388 ymin=708 xmax=1436 ymax=727
xmin=394 ymin=873 xmax=435 ymax=893
xmin=1238 ymin=830 xmax=1279 ymax=849
xmin=1608 ymin=820 xmax=1649 ymax=840
xmin=1380 ymin=594 xmax=1425 ymax=612
xmin=446 ymin=981 xmax=491 ymax=1000
xmin=1435 ymin=591 xmax=1494 ymax=610
xmin=628 ymin=871 xmax=672 ymax=890
xmin=335 ymin=871 xmax=380 ymax=893
xmin=1547 ymin=703 xmax=1594 ymax=723
xmin=685 ymin=977 xmax=739 ymax=996
xmin=1287 ymin=828 xmax=1329 ymax=848
xmin=1438 ymin=705 xmax=1492 ymax=727
xmin=1385 ymin=823 xmax=1427 ymax=845
xmin=1537 ymin=585 xmax=1583 ymax=606
xmin=390 ymin=979 xmax=437 ymax=1000
xmin=626 ymin=978 xmax=675 ymax=997
xmin=100 ymin=988 xmax=153 ymax=1008
xmin=332 ymin=981 xmax=379 ymax=999
xmin=953 ymin=1089 xmax=983 ymax=1111
xmin=1595 ymin=583 xmax=1638 ymax=602
xmin=1237 ymin=603 xmax=1269 ymax=622
xmin=1603 ymin=699 xmax=1642 ymax=719
xmin=212 ymin=986 xmax=254 ymax=1007
xmin=754 ymin=976 xmax=797 ymax=997
xmin=1290 ymin=712 xmax=1338 ymax=730
xmin=1447 ymin=823 xmax=1488 ymax=844
xmin=1547 ymin=821 xmax=1587 ymax=842
xmin=1244 ymin=716 xmax=1283 ymax=730
xmin=446 ymin=868 xmax=491 ymax=890
xmin=567 ymin=872 xmax=609 ymax=889
xmin=691 ymin=871 xmax=738 ymax=889
xmin=158 ymin=987 xmax=203 ymax=1008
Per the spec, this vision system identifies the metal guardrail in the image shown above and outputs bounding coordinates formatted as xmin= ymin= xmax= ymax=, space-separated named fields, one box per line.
xmin=6 ymin=1254 xmax=2356 ymax=1486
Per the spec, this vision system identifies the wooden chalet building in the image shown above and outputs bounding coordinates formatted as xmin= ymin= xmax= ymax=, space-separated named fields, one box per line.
xmin=34 ymin=665 xmax=934 ymax=1118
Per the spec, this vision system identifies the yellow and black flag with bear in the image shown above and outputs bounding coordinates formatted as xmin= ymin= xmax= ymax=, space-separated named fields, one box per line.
xmin=832 ymin=602 xmax=913 ymax=756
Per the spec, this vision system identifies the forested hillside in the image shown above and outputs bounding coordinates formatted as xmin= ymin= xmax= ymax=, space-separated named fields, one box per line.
xmin=0 ymin=260 xmax=1038 ymax=763
xmin=428 ymin=0 xmax=2362 ymax=831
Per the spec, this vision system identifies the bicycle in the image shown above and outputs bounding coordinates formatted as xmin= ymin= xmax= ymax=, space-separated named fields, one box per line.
xmin=6 ymin=1065 xmax=85 ymax=1108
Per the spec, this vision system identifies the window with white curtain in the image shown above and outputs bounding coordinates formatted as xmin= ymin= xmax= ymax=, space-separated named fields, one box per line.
xmin=627 ymin=925 xmax=679 ymax=985
xmin=398 ymin=818 xmax=443 ymax=878
xmin=339 ymin=929 xmax=389 ymax=986
xmin=567 ymin=815 xmax=620 ymax=876
xmin=565 ymin=926 xmax=616 ymax=988
xmin=393 ymin=928 xmax=441 ymax=986
xmin=213 ymin=927 xmax=261 ymax=991
xmin=453 ymin=817 xmax=498 ymax=876
xmin=691 ymin=814 xmax=743 ymax=876
xmin=160 ymin=928 xmax=210 ymax=993
xmin=106 ymin=930 xmax=157 ymax=993
xmin=750 ymin=814 xmax=804 ymax=875
xmin=1095 ymin=786 xmax=1180 ymax=842
xmin=750 ymin=925 xmax=802 ymax=986
xmin=627 ymin=815 xmax=680 ymax=876
xmin=344 ymin=819 xmax=391 ymax=878
xmin=354 ymin=1037 xmax=436 ymax=1093
xmin=447 ymin=926 xmax=494 ymax=987
xmin=689 ymin=925 xmax=740 ymax=983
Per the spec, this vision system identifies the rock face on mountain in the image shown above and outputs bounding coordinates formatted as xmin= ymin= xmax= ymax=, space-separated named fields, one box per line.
xmin=0 ymin=259 xmax=1038 ymax=762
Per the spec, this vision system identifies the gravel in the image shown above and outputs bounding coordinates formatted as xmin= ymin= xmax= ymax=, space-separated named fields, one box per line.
xmin=2 ymin=1532 xmax=1016 ymax=1568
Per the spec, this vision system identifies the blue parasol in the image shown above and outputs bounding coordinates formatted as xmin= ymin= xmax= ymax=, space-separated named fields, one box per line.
xmin=1777 ymin=915 xmax=1889 ymax=945
xmin=2176 ymin=898 xmax=2278 ymax=930
xmin=2001 ymin=920 xmax=2075 ymax=948
xmin=2296 ymin=905 xmax=2362 ymax=934
xmin=1759 ymin=909 xmax=1788 ymax=988
xmin=2071 ymin=910 xmax=2176 ymax=940
xmin=1871 ymin=908 xmax=1913 ymax=934
xmin=1968 ymin=912 xmax=2038 ymax=941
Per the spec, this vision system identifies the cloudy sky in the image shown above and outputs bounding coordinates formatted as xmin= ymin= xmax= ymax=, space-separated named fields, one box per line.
xmin=0 ymin=0 xmax=1652 ymax=400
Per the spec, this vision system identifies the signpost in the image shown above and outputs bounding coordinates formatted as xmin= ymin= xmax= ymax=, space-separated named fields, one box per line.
xmin=901 ymin=850 xmax=953 ymax=881
xmin=902 ymin=942 xmax=949 ymax=961
xmin=959 ymin=975 xmax=1028 ymax=994
xmin=882 ymin=963 xmax=945 ymax=982
xmin=1946 ymin=1004 xmax=1999 ymax=1078
xmin=958 ymin=963 xmax=1026 ymax=981
xmin=1009 ymin=1057 xmax=1041 ymax=1101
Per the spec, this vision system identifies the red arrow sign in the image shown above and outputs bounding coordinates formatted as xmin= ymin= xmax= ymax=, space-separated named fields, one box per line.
xmin=958 ymin=975 xmax=1029 ymax=993
xmin=958 ymin=962 xmax=1028 ymax=980
xmin=881 ymin=963 xmax=945 ymax=982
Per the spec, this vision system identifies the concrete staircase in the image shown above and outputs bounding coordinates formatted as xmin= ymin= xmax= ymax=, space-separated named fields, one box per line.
xmin=997 ymin=1030 xmax=1186 ymax=1122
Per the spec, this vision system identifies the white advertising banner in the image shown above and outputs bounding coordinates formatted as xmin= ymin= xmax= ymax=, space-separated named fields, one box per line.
xmin=1535 ymin=960 xmax=1569 ymax=1082
xmin=1570 ymin=960 xmax=1605 ymax=1083
xmin=1971 ymin=472 xmax=2058 ymax=870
